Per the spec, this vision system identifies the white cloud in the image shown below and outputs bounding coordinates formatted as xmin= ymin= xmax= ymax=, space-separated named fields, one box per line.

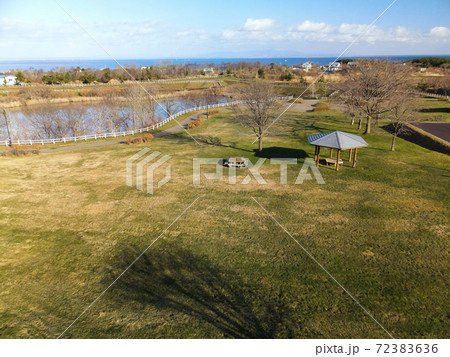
xmin=221 ymin=18 xmax=279 ymax=41
xmin=293 ymin=20 xmax=333 ymax=33
xmin=222 ymin=30 xmax=240 ymax=40
xmin=429 ymin=26 xmax=450 ymax=39
xmin=176 ymin=30 xmax=209 ymax=41
xmin=243 ymin=18 xmax=276 ymax=31
xmin=287 ymin=21 xmax=425 ymax=45
xmin=1 ymin=13 xmax=448 ymax=60
xmin=336 ymin=23 xmax=383 ymax=43
xmin=391 ymin=26 xmax=416 ymax=42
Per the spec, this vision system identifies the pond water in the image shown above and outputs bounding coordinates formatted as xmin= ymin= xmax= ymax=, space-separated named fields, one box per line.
xmin=2 ymin=96 xmax=228 ymax=141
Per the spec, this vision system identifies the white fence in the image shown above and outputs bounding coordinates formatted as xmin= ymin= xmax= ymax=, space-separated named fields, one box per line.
xmin=412 ymin=90 xmax=449 ymax=99
xmin=2 ymin=96 xmax=293 ymax=146
xmin=31 ymin=77 xmax=221 ymax=88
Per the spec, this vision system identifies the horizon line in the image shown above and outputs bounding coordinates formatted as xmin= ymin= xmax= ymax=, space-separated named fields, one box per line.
xmin=1 ymin=54 xmax=450 ymax=62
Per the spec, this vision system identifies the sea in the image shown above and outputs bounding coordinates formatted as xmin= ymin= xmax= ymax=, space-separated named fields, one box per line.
xmin=1 ymin=55 xmax=448 ymax=72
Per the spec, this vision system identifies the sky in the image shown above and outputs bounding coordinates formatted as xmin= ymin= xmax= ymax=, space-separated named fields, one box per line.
xmin=0 ymin=0 xmax=449 ymax=59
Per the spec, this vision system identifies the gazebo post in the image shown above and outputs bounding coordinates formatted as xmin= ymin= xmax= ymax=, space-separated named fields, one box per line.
xmin=352 ymin=148 xmax=358 ymax=168
xmin=314 ymin=145 xmax=318 ymax=162
xmin=316 ymin=146 xmax=320 ymax=167
xmin=330 ymin=148 xmax=333 ymax=158
xmin=348 ymin=148 xmax=353 ymax=162
xmin=336 ymin=149 xmax=341 ymax=171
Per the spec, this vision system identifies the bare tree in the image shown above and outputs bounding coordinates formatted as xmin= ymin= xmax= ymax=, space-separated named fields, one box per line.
xmin=343 ymin=98 xmax=358 ymax=126
xmin=125 ymin=84 xmax=158 ymax=129
xmin=2 ymin=110 xmax=12 ymax=146
xmin=234 ymin=81 xmax=279 ymax=152
xmin=24 ymin=108 xmax=58 ymax=139
xmin=64 ymin=107 xmax=88 ymax=137
xmin=388 ymin=93 xmax=416 ymax=151
xmin=204 ymin=84 xmax=222 ymax=118
xmin=160 ymin=95 xmax=177 ymax=118
xmin=185 ymin=91 xmax=204 ymax=109
xmin=337 ymin=61 xmax=411 ymax=134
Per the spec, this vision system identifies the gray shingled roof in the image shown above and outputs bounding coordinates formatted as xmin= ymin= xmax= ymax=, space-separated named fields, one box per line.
xmin=307 ymin=131 xmax=368 ymax=150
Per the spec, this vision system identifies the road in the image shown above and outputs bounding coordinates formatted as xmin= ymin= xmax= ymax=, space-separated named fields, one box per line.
xmin=412 ymin=122 xmax=450 ymax=143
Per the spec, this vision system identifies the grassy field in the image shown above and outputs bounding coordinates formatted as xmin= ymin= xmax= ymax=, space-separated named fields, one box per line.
xmin=0 ymin=102 xmax=448 ymax=338
xmin=414 ymin=97 xmax=450 ymax=122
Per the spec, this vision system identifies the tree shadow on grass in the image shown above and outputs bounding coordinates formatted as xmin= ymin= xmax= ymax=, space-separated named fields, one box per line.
xmin=381 ymin=124 xmax=450 ymax=155
xmin=195 ymin=135 xmax=253 ymax=152
xmin=418 ymin=107 xmax=450 ymax=114
xmin=255 ymin=147 xmax=308 ymax=159
xmin=106 ymin=243 xmax=296 ymax=338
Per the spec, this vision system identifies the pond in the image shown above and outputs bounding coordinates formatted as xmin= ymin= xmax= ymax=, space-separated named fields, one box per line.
xmin=1 ymin=95 xmax=228 ymax=141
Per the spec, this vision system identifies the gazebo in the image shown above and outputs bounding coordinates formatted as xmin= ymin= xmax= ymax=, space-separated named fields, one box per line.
xmin=307 ymin=131 xmax=368 ymax=170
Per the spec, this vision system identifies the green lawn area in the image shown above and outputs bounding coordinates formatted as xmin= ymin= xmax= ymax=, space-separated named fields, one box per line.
xmin=0 ymin=103 xmax=448 ymax=338
xmin=414 ymin=97 xmax=450 ymax=122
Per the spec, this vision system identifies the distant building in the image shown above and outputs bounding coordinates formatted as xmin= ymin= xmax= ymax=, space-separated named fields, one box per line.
xmin=0 ymin=74 xmax=17 ymax=86
xmin=329 ymin=62 xmax=341 ymax=71
xmin=347 ymin=61 xmax=358 ymax=68
xmin=203 ymin=67 xmax=215 ymax=75
xmin=320 ymin=62 xmax=342 ymax=72
xmin=302 ymin=62 xmax=312 ymax=71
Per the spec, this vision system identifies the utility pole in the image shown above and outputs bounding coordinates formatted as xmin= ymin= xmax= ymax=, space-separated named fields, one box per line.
xmin=2 ymin=109 xmax=12 ymax=146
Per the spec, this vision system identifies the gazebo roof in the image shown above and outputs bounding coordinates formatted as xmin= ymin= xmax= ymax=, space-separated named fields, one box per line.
xmin=307 ymin=131 xmax=368 ymax=150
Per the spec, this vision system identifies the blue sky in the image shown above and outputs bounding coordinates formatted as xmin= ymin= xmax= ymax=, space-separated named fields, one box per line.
xmin=1 ymin=0 xmax=449 ymax=59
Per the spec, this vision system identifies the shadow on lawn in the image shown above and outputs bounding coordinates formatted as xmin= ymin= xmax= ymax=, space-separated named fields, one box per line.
xmin=107 ymin=244 xmax=296 ymax=338
xmin=418 ymin=107 xmax=450 ymax=114
xmin=195 ymin=135 xmax=254 ymax=152
xmin=381 ymin=124 xmax=450 ymax=155
xmin=255 ymin=147 xmax=308 ymax=159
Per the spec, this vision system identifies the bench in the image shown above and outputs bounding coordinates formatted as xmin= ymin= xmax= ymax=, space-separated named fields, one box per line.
xmin=325 ymin=158 xmax=343 ymax=166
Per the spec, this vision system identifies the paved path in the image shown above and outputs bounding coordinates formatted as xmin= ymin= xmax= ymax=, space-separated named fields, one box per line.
xmin=283 ymin=100 xmax=318 ymax=112
xmin=412 ymin=122 xmax=450 ymax=143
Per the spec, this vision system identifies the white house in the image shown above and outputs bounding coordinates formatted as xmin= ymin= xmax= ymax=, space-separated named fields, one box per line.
xmin=328 ymin=62 xmax=342 ymax=71
xmin=302 ymin=62 xmax=312 ymax=71
xmin=0 ymin=74 xmax=17 ymax=86
xmin=320 ymin=62 xmax=341 ymax=72
xmin=203 ymin=67 xmax=215 ymax=75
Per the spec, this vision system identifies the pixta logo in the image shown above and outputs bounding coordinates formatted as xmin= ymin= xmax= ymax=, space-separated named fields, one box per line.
xmin=193 ymin=158 xmax=325 ymax=185
xmin=126 ymin=148 xmax=172 ymax=194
